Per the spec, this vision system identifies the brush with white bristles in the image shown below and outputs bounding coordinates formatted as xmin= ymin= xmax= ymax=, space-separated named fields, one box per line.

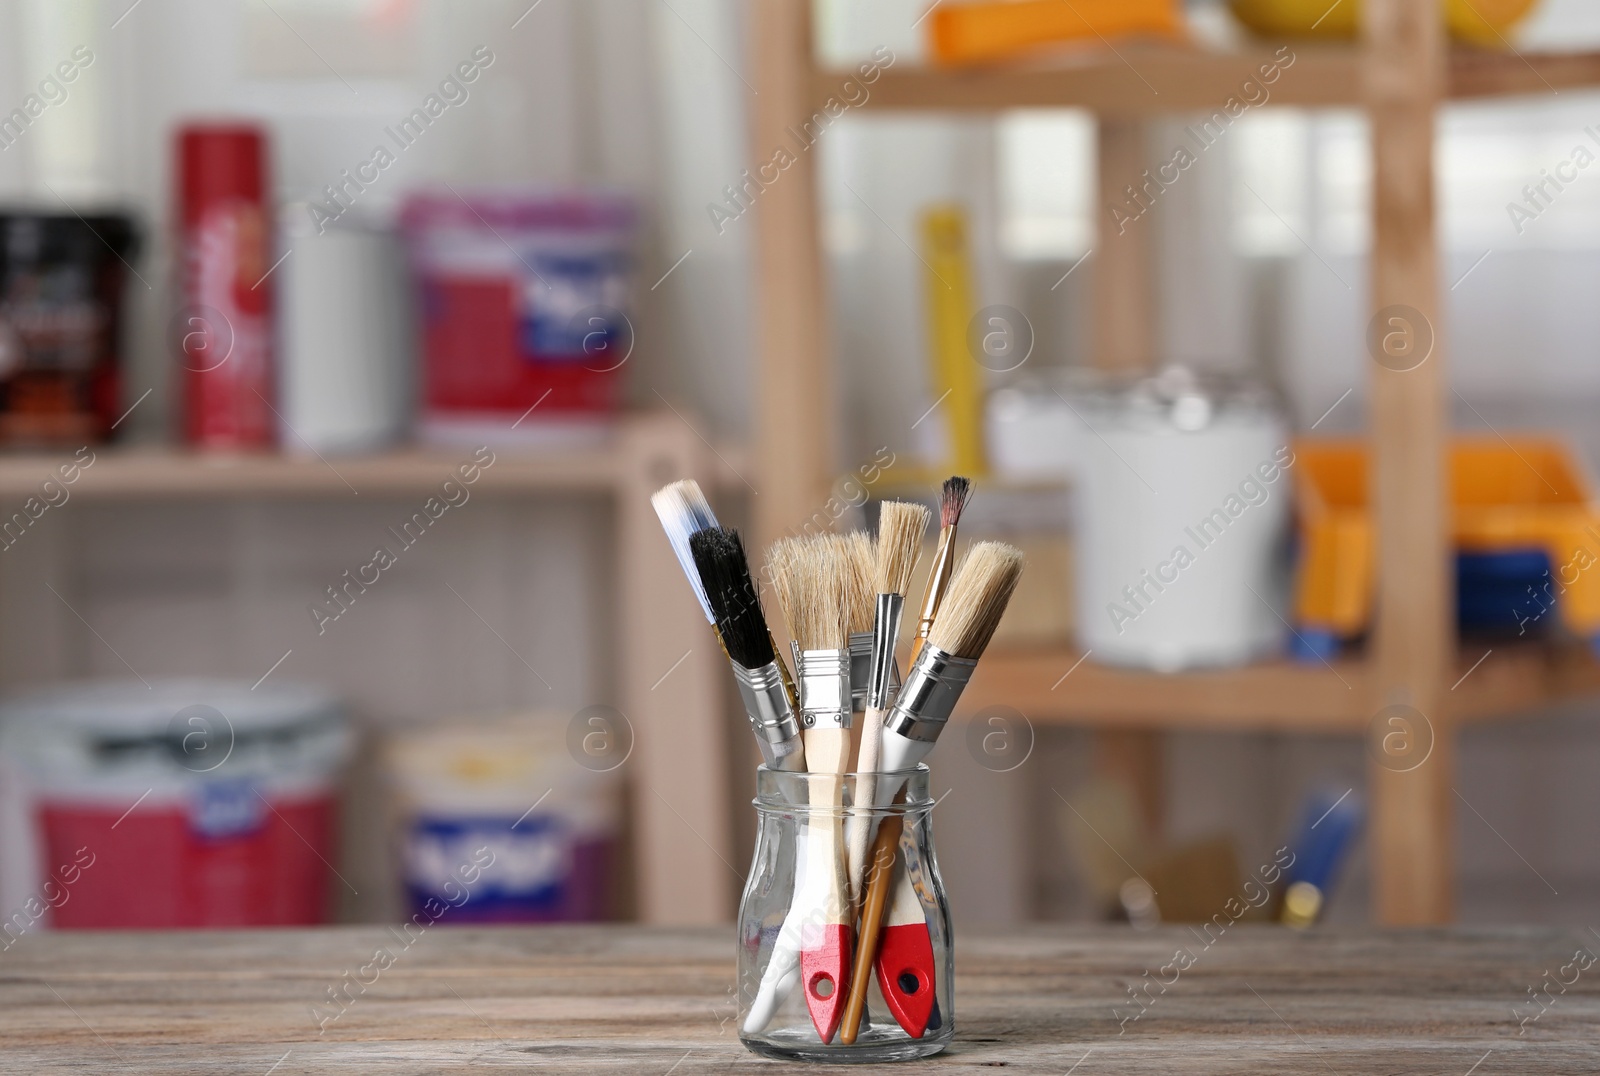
xmin=845 ymin=502 xmax=930 ymax=908
xmin=650 ymin=479 xmax=719 ymax=622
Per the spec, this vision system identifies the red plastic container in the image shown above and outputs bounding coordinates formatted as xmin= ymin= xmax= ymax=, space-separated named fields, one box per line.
xmin=0 ymin=680 xmax=349 ymax=930
xmin=175 ymin=124 xmax=274 ymax=448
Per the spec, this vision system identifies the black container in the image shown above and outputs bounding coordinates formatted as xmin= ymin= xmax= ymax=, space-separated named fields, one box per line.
xmin=0 ymin=213 xmax=139 ymax=446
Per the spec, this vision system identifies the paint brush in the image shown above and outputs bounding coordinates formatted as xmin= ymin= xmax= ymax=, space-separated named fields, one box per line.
xmin=911 ymin=477 xmax=971 ymax=650
xmin=766 ymin=534 xmax=855 ymax=1043
xmin=650 ymin=479 xmax=719 ymax=623
xmin=846 ymin=502 xmax=930 ymax=908
xmin=690 ymin=527 xmax=804 ymax=772
xmin=852 ymin=541 xmax=1025 ymax=1041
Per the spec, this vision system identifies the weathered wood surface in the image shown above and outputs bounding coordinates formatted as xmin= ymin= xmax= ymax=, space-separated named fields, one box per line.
xmin=4 ymin=926 xmax=1599 ymax=1073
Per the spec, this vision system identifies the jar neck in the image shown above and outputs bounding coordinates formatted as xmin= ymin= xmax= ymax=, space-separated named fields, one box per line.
xmin=753 ymin=764 xmax=932 ymax=810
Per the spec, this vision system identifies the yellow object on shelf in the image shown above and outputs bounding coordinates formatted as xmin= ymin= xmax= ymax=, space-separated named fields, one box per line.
xmin=1229 ymin=0 xmax=1540 ymax=46
xmin=1293 ymin=437 xmax=1600 ymax=643
xmin=920 ymin=206 xmax=987 ymax=478
xmin=928 ymin=0 xmax=1183 ymax=68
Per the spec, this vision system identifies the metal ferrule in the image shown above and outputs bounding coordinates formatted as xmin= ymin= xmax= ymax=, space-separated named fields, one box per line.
xmin=884 ymin=643 xmax=977 ymax=744
xmin=732 ymin=660 xmax=802 ymax=765
xmin=913 ymin=528 xmax=957 ymax=644
xmin=794 ymin=645 xmax=852 ymax=731
xmin=868 ymin=592 xmax=904 ymax=711
xmin=848 ymin=632 xmax=873 ymax=713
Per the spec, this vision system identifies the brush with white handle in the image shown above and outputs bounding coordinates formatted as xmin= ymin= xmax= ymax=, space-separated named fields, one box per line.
xmin=845 ymin=501 xmax=930 ymax=908
xmin=745 ymin=535 xmax=868 ymax=1044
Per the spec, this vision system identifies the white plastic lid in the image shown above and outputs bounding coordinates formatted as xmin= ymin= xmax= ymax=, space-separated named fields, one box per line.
xmin=0 ymin=678 xmax=338 ymax=737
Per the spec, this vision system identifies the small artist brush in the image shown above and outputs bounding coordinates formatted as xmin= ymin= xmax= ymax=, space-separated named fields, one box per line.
xmin=911 ymin=477 xmax=972 ymax=650
xmin=844 ymin=541 xmax=1025 ymax=1043
xmin=690 ymin=527 xmax=804 ymax=773
xmin=845 ymin=502 xmax=930 ymax=908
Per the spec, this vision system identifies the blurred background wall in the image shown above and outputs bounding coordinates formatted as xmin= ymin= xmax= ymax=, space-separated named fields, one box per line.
xmin=1 ymin=0 xmax=1599 ymax=926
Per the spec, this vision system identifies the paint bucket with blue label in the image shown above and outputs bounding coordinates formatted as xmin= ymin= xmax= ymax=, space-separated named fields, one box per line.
xmin=384 ymin=712 xmax=622 ymax=923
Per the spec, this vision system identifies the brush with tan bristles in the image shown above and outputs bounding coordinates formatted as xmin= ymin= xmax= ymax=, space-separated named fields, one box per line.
xmin=763 ymin=534 xmax=854 ymax=1042
xmin=842 ymin=539 xmax=1025 ymax=1045
xmin=845 ymin=502 xmax=930 ymax=909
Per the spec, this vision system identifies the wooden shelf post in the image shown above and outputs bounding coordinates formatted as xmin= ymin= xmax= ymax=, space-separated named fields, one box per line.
xmin=750 ymin=0 xmax=836 ymax=551
xmin=1091 ymin=117 xmax=1165 ymax=837
xmin=618 ymin=415 xmax=735 ymax=922
xmin=1366 ymin=0 xmax=1455 ymax=925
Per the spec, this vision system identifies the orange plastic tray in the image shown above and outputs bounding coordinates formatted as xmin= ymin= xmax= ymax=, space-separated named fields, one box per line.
xmin=1294 ymin=437 xmax=1600 ymax=639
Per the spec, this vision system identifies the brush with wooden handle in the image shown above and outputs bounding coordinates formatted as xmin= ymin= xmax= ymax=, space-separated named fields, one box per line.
xmin=846 ymin=502 xmax=930 ymax=909
xmin=838 ymin=812 xmax=902 ymax=1044
xmin=847 ymin=541 xmax=1025 ymax=1042
xmin=913 ymin=477 xmax=971 ymax=651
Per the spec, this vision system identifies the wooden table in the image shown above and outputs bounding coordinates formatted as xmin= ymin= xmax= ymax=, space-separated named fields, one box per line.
xmin=5 ymin=926 xmax=1598 ymax=1073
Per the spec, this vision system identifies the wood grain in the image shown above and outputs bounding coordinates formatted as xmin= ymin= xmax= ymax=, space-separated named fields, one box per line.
xmin=819 ymin=45 xmax=1600 ymax=116
xmin=1366 ymin=0 xmax=1453 ymax=927
xmin=0 ymin=416 xmax=751 ymax=499
xmin=3 ymin=926 xmax=1598 ymax=1072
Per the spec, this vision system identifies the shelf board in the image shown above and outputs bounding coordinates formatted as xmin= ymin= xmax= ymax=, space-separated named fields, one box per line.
xmin=821 ymin=44 xmax=1600 ymax=117
xmin=962 ymin=641 xmax=1600 ymax=732
xmin=0 ymin=434 xmax=750 ymax=500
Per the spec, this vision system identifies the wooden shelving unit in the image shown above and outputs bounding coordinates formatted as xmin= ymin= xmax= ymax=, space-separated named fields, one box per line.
xmin=0 ymin=412 xmax=745 ymax=928
xmin=748 ymin=0 xmax=1600 ymax=925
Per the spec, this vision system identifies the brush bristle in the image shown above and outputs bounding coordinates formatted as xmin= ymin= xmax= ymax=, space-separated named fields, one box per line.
xmin=927 ymin=541 xmax=1023 ymax=659
xmin=939 ymin=476 xmax=972 ymax=530
xmin=689 ymin=528 xmax=775 ymax=669
xmin=875 ymin=501 xmax=930 ymax=597
xmin=768 ymin=535 xmax=848 ymax=652
xmin=650 ymin=480 xmax=719 ymax=621
xmin=836 ymin=531 xmax=876 ymax=635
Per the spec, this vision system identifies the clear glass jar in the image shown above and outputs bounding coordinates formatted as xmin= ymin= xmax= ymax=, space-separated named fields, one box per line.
xmin=737 ymin=765 xmax=953 ymax=1063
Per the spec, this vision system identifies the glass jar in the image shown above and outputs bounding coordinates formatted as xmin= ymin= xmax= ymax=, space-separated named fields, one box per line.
xmin=737 ymin=765 xmax=953 ymax=1063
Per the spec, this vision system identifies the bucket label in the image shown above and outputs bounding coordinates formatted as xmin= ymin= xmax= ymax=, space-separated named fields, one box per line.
xmin=404 ymin=815 xmax=570 ymax=912
xmin=188 ymin=780 xmax=266 ymax=840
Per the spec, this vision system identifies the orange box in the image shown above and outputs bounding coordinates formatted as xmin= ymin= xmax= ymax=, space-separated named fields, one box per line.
xmin=1294 ymin=437 xmax=1600 ymax=641
xmin=928 ymin=0 xmax=1182 ymax=68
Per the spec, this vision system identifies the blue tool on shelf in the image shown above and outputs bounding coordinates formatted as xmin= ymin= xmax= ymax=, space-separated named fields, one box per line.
xmin=1281 ymin=786 xmax=1363 ymax=928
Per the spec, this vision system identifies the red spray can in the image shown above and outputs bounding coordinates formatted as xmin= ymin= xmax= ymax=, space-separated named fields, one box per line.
xmin=175 ymin=124 xmax=274 ymax=448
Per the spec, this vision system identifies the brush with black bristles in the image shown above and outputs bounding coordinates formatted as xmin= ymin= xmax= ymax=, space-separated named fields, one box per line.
xmin=689 ymin=527 xmax=804 ymax=773
xmin=911 ymin=476 xmax=972 ymax=650
xmin=650 ymin=479 xmax=720 ymax=624
xmin=845 ymin=501 xmax=931 ymax=908
xmin=851 ymin=540 xmax=1025 ymax=1044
